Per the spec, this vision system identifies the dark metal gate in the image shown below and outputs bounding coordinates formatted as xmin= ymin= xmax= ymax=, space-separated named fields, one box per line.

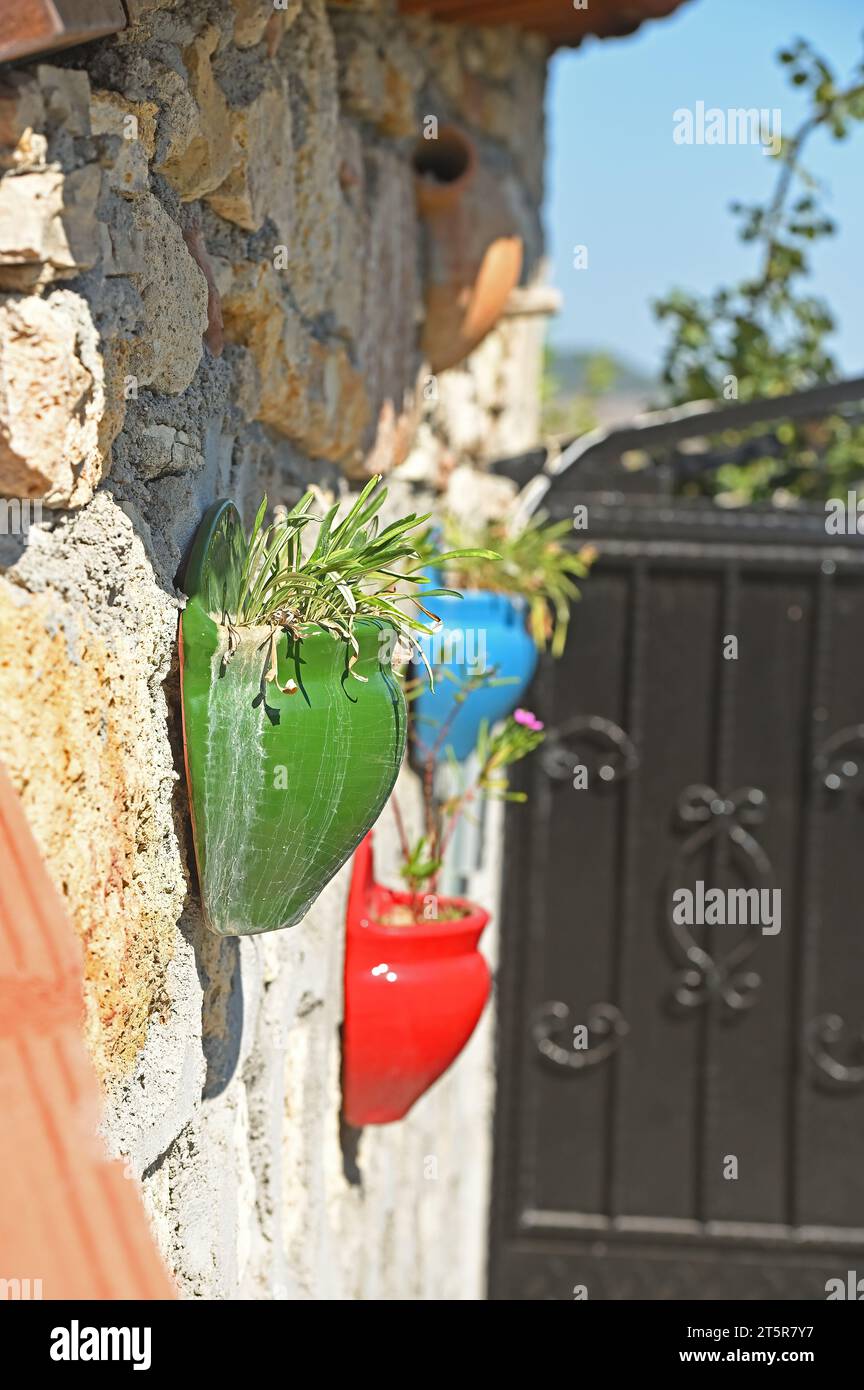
xmin=488 ymin=459 xmax=864 ymax=1299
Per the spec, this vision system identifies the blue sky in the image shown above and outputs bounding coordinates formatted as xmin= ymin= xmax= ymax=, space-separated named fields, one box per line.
xmin=545 ymin=0 xmax=864 ymax=379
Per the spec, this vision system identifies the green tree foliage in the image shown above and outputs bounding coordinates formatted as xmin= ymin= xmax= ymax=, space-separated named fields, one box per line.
xmin=654 ymin=37 xmax=864 ymax=503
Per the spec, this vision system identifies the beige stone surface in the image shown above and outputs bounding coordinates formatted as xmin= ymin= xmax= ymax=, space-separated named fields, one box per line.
xmin=207 ymin=84 xmax=293 ymax=240
xmin=0 ymin=69 xmax=105 ymax=290
xmin=127 ymin=192 xmax=209 ymax=393
xmin=134 ymin=422 xmax=203 ymax=480
xmin=91 ymin=90 xmax=154 ymax=196
xmin=222 ymin=260 xmax=370 ymax=464
xmin=331 ymin=120 xmax=365 ymax=341
xmin=156 ymin=26 xmax=234 ymax=201
xmin=0 ymin=290 xmax=106 ymax=506
xmin=36 ymin=65 xmax=91 ymax=137
xmin=231 ymin=0 xmax=301 ymax=48
xmin=337 ymin=31 xmax=421 ymax=137
xmin=0 ymin=164 xmax=101 ymax=290
xmin=288 ymin=0 xmax=341 ymax=319
xmin=0 ymin=499 xmax=185 ymax=1081
xmin=354 ymin=147 xmax=421 ymax=473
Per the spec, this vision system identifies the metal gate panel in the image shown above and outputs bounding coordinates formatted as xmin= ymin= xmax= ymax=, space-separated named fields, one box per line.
xmin=488 ymin=493 xmax=864 ymax=1299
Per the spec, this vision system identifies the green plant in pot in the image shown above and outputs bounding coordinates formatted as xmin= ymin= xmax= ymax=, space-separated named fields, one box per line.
xmin=432 ymin=511 xmax=598 ymax=657
xmin=179 ymin=478 xmax=494 ymax=936
xmin=390 ymin=673 xmax=546 ymax=924
xmin=411 ymin=512 xmax=596 ymax=763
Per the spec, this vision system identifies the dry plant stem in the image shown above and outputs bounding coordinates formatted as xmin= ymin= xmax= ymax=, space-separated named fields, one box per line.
xmin=435 ymin=787 xmax=476 ymax=878
xmin=407 ymin=675 xmax=491 ymax=902
xmin=423 ymin=747 xmax=438 ymax=848
xmin=420 ymin=682 xmax=468 ymax=845
xmin=390 ymin=791 xmax=413 ymax=865
xmin=428 ymin=782 xmax=478 ymax=898
xmin=263 ymin=627 xmax=279 ymax=684
xmin=390 ymin=792 xmax=424 ymax=923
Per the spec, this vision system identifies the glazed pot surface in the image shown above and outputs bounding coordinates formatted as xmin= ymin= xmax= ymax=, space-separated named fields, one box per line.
xmin=342 ymin=834 xmax=491 ymax=1125
xmin=180 ymin=502 xmax=407 ymax=936
xmin=413 ymin=587 xmax=538 ymax=762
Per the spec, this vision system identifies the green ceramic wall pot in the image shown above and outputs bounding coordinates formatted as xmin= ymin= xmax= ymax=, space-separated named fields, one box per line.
xmin=179 ymin=500 xmax=407 ymax=936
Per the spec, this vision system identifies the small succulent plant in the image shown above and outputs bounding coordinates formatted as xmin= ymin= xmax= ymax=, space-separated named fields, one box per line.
xmin=421 ymin=512 xmax=597 ymax=657
xmin=226 ymin=476 xmax=497 ymax=685
xmin=393 ymin=667 xmax=546 ymax=918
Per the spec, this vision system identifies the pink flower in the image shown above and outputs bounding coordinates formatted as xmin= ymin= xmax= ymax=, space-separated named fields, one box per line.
xmin=514 ymin=708 xmax=544 ymax=732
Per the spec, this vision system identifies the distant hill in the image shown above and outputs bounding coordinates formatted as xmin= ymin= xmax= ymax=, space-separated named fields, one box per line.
xmin=542 ymin=347 xmax=658 ymax=436
xmin=545 ymin=347 xmax=656 ymax=396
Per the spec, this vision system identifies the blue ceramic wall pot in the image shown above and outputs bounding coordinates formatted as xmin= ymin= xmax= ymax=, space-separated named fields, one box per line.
xmin=413 ymin=587 xmax=538 ymax=762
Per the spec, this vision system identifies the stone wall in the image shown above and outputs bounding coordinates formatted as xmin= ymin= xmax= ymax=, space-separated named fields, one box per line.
xmin=0 ymin=0 xmax=549 ymax=1299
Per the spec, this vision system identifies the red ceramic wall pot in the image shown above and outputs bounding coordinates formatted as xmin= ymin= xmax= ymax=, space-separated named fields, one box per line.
xmin=342 ymin=833 xmax=491 ymax=1126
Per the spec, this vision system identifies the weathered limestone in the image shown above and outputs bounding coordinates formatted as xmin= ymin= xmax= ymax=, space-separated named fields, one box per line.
xmin=0 ymin=66 xmax=99 ymax=242
xmin=287 ymin=1 xmax=341 ymax=320
xmin=353 ymin=147 xmax=422 ymax=476
xmin=0 ymin=494 xmax=186 ymax=1080
xmin=335 ymin=26 xmax=422 ymax=137
xmin=231 ymin=0 xmax=301 ymax=50
xmin=91 ymin=90 xmax=153 ymax=195
xmin=222 ymin=260 xmax=370 ymax=464
xmin=37 ymin=64 xmax=92 ymax=136
xmin=127 ymin=192 xmax=209 ymax=393
xmin=206 ymin=83 xmax=293 ymax=239
xmin=136 ymin=423 xmax=203 ymax=480
xmin=0 ymin=0 xmax=550 ymax=1302
xmin=156 ymin=26 xmax=235 ymax=200
xmin=0 ymin=165 xmax=101 ymax=290
xmin=0 ymin=290 xmax=106 ymax=505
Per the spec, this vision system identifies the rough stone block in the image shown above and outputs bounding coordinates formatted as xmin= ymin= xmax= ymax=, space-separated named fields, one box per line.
xmin=156 ymin=26 xmax=235 ymax=201
xmin=101 ymin=920 xmax=206 ymax=1177
xmin=336 ymin=28 xmax=420 ymax=137
xmin=0 ymin=509 xmax=185 ymax=1083
xmin=0 ymin=163 xmax=101 ymax=289
xmin=207 ymin=84 xmax=293 ymax=241
xmin=222 ymin=260 xmax=370 ymax=464
xmin=231 ymin=0 xmax=300 ymax=49
xmin=0 ymin=289 xmax=106 ymax=505
xmin=127 ymin=192 xmax=209 ymax=393
xmin=90 ymin=89 xmax=152 ymax=196
xmin=286 ymin=0 xmax=340 ymax=319
xmin=37 ymin=64 xmax=91 ymax=138
xmin=135 ymin=422 xmax=203 ymax=480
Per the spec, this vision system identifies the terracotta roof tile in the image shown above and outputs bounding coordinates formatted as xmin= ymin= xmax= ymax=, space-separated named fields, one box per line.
xmin=0 ymin=763 xmax=175 ymax=1300
xmin=398 ymin=0 xmax=694 ymax=46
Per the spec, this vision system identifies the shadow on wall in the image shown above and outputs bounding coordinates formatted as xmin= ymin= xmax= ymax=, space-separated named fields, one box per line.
xmin=161 ymin=633 xmax=244 ymax=1101
xmin=196 ymin=929 xmax=244 ymax=1100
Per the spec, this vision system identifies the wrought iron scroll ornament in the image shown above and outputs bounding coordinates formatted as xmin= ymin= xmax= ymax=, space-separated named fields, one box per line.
xmin=806 ymin=1014 xmax=864 ymax=1090
xmin=665 ymin=785 xmax=772 ymax=1016
xmin=532 ymin=715 xmax=634 ymax=1071
xmin=814 ymin=725 xmax=864 ymax=792
xmin=805 ymin=727 xmax=864 ymax=1089
xmin=532 ymin=1000 xmax=629 ymax=1071
xmin=541 ymin=714 xmax=639 ymax=786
